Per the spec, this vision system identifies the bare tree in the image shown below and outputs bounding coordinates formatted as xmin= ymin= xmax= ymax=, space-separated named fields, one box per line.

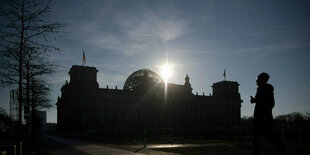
xmin=0 ymin=0 xmax=64 ymax=125
xmin=23 ymin=45 xmax=55 ymax=122
xmin=18 ymin=45 xmax=55 ymax=134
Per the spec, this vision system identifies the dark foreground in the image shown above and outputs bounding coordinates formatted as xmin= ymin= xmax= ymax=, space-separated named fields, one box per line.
xmin=31 ymin=135 xmax=310 ymax=155
xmin=32 ymin=136 xmax=87 ymax=155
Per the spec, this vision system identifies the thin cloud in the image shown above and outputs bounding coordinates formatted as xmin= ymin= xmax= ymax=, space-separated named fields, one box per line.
xmin=74 ymin=3 xmax=192 ymax=56
xmin=127 ymin=15 xmax=190 ymax=41
xmin=237 ymin=42 xmax=309 ymax=58
xmin=167 ymin=48 xmax=213 ymax=55
xmin=48 ymin=75 xmax=69 ymax=84
xmin=96 ymin=62 xmax=136 ymax=72
xmin=97 ymin=72 xmax=127 ymax=87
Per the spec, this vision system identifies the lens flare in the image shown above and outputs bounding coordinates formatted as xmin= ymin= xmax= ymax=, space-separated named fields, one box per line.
xmin=160 ymin=63 xmax=173 ymax=83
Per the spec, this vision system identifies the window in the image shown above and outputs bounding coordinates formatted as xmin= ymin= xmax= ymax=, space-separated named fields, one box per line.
xmin=81 ymin=113 xmax=88 ymax=123
xmin=124 ymin=112 xmax=129 ymax=122
xmin=118 ymin=112 xmax=122 ymax=121
xmin=135 ymin=113 xmax=138 ymax=121
xmin=80 ymin=98 xmax=88 ymax=106
xmin=109 ymin=112 xmax=113 ymax=121
xmin=100 ymin=112 xmax=105 ymax=122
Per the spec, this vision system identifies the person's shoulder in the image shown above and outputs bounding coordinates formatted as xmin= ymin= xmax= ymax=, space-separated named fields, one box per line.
xmin=265 ymin=83 xmax=274 ymax=91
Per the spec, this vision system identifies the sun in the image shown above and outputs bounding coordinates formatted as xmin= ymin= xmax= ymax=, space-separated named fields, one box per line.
xmin=160 ymin=63 xmax=173 ymax=83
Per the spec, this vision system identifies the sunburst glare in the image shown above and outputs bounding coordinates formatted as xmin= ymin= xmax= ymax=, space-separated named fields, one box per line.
xmin=160 ymin=63 xmax=173 ymax=83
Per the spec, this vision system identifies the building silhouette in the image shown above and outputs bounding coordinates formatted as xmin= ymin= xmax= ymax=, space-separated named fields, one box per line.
xmin=57 ymin=65 xmax=242 ymax=136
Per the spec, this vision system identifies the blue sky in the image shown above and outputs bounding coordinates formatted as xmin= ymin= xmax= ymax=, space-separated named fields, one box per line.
xmin=0 ymin=0 xmax=309 ymax=123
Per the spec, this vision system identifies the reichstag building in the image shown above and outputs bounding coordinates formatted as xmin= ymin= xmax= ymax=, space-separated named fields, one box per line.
xmin=57 ymin=65 xmax=242 ymax=137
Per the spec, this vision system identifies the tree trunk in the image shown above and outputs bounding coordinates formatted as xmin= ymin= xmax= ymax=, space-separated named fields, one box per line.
xmin=26 ymin=60 xmax=30 ymax=130
xmin=18 ymin=0 xmax=25 ymax=125
xmin=31 ymin=80 xmax=36 ymax=137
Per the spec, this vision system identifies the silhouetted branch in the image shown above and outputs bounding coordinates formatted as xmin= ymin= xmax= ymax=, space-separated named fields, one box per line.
xmin=0 ymin=0 xmax=64 ymax=125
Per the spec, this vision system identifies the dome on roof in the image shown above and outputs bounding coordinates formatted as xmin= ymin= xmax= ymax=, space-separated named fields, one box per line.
xmin=123 ymin=69 xmax=163 ymax=91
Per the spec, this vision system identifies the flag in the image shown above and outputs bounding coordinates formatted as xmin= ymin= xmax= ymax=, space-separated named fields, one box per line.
xmin=83 ymin=50 xmax=86 ymax=66
xmin=223 ymin=69 xmax=226 ymax=81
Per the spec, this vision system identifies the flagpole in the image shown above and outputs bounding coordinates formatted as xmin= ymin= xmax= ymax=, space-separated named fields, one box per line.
xmin=82 ymin=50 xmax=86 ymax=66
xmin=223 ymin=68 xmax=226 ymax=81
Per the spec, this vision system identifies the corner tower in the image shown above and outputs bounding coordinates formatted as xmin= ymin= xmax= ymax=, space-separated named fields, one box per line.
xmin=212 ymin=81 xmax=242 ymax=125
xmin=68 ymin=65 xmax=99 ymax=89
xmin=184 ymin=74 xmax=193 ymax=94
xmin=212 ymin=81 xmax=239 ymax=96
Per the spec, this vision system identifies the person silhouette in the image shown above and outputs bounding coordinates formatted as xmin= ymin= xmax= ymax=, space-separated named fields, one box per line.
xmin=250 ymin=72 xmax=287 ymax=155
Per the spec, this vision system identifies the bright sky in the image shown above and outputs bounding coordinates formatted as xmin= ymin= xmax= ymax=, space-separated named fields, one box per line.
xmin=0 ymin=0 xmax=309 ymax=123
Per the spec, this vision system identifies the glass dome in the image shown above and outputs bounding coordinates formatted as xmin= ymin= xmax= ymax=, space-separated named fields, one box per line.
xmin=123 ymin=69 xmax=163 ymax=91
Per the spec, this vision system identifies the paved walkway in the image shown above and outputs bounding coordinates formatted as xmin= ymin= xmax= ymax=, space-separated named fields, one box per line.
xmin=46 ymin=136 xmax=144 ymax=155
xmin=144 ymin=143 xmax=227 ymax=149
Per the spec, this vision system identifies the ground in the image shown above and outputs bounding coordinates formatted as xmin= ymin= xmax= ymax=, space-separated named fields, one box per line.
xmin=31 ymin=135 xmax=310 ymax=155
